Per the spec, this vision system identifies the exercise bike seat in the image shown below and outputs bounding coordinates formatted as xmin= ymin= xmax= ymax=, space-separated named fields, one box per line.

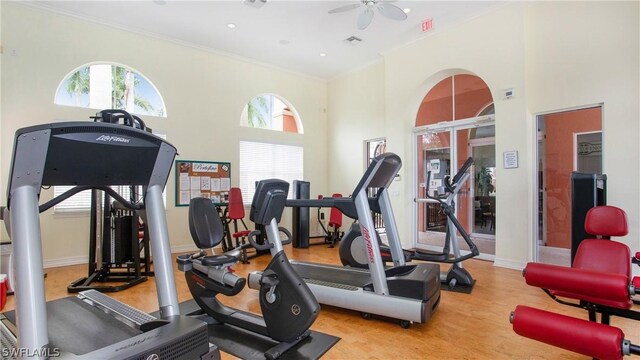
xmin=201 ymin=254 xmax=237 ymax=266
xmin=189 ymin=197 xmax=228 ymax=250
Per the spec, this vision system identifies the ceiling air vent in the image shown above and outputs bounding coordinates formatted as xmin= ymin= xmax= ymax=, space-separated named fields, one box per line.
xmin=344 ymin=36 xmax=363 ymax=45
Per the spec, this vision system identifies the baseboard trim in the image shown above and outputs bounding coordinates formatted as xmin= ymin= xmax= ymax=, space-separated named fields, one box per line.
xmin=44 ymin=255 xmax=87 ymax=269
xmin=493 ymin=257 xmax=526 ymax=271
xmin=171 ymin=244 xmax=198 ymax=254
xmin=41 ymin=245 xmax=199 ymax=269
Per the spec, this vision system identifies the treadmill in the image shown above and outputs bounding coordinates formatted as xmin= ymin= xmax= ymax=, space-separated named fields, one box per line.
xmin=0 ymin=120 xmax=217 ymax=359
xmin=282 ymin=153 xmax=441 ymax=328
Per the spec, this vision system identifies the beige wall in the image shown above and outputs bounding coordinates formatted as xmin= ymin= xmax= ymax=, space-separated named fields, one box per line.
xmin=328 ymin=2 xmax=639 ymax=270
xmin=526 ymin=2 xmax=639 ymax=256
xmin=0 ymin=3 xmax=328 ymax=265
xmin=327 ymin=61 xmax=386 ymax=195
xmin=2 ymin=2 xmax=638 ymax=270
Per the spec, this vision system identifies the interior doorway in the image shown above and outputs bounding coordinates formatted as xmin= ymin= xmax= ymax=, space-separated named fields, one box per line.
xmin=535 ymin=106 xmax=603 ymax=266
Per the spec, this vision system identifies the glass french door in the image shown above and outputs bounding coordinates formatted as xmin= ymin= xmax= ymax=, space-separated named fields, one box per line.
xmin=413 ymin=120 xmax=495 ymax=258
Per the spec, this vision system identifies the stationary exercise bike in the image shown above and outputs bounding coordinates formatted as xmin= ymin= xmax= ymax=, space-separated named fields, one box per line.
xmin=177 ymin=182 xmax=320 ymax=360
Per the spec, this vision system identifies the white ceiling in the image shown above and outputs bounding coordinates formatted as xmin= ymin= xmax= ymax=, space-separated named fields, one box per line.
xmin=30 ymin=1 xmax=504 ymax=79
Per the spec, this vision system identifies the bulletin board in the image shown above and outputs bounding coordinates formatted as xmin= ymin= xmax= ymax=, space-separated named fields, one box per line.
xmin=175 ymin=160 xmax=231 ymax=206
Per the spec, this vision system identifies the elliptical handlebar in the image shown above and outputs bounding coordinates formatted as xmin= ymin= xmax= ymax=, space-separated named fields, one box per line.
xmin=445 ymin=157 xmax=474 ymax=193
xmin=279 ymin=226 xmax=292 ymax=245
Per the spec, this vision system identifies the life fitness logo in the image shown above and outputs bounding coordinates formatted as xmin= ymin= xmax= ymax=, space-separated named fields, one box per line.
xmin=96 ymin=134 xmax=131 ymax=143
xmin=146 ymin=354 xmax=159 ymax=360
xmin=361 ymin=225 xmax=375 ymax=264
xmin=191 ymin=273 xmax=206 ymax=288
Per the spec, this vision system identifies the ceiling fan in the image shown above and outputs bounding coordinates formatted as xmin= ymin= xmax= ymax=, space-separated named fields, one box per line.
xmin=328 ymin=0 xmax=408 ymax=30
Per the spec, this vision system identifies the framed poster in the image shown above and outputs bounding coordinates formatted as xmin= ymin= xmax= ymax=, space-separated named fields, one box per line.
xmin=175 ymin=160 xmax=231 ymax=206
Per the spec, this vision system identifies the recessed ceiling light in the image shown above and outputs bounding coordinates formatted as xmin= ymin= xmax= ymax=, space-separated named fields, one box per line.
xmin=319 ymin=53 xmax=327 ymax=57
xmin=227 ymin=23 xmax=236 ymax=29
xmin=403 ymin=8 xmax=411 ymax=14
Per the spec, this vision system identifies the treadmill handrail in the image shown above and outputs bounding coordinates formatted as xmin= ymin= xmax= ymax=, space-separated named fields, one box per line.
xmin=446 ymin=157 xmax=474 ymax=192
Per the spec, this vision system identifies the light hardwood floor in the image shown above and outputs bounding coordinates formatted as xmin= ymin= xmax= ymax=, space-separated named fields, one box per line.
xmin=3 ymin=246 xmax=639 ymax=359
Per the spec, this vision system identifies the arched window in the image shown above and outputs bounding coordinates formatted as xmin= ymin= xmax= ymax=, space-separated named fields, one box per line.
xmin=415 ymin=74 xmax=492 ymax=127
xmin=55 ymin=63 xmax=167 ymax=117
xmin=240 ymin=94 xmax=302 ymax=133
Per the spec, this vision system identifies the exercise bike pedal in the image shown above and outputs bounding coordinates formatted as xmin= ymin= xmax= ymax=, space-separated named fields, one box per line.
xmin=260 ymin=270 xmax=280 ymax=287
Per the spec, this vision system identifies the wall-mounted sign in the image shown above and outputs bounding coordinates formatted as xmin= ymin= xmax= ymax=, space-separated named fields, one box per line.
xmin=578 ymin=142 xmax=602 ymax=156
xmin=503 ymin=151 xmax=519 ymax=169
xmin=429 ymin=159 xmax=441 ymax=174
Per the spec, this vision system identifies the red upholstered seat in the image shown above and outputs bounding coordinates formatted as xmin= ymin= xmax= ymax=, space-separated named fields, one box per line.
xmin=573 ymin=239 xmax=631 ymax=279
xmin=226 ymin=187 xmax=254 ymax=263
xmin=228 ymin=188 xmax=245 ymax=222
xmin=227 ymin=188 xmax=249 ymax=239
xmin=328 ymin=193 xmax=343 ymax=228
xmin=535 ymin=206 xmax=633 ymax=310
xmin=233 ymin=230 xmax=251 ymax=238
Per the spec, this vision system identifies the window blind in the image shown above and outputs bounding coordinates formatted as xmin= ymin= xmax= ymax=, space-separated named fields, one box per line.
xmin=239 ymin=141 xmax=303 ymax=204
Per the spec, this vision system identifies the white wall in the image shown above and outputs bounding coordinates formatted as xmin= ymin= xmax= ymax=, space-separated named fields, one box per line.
xmin=0 ymin=3 xmax=328 ymax=265
xmin=327 ymin=60 xmax=386 ymax=195
xmin=328 ymin=2 xmax=639 ymax=269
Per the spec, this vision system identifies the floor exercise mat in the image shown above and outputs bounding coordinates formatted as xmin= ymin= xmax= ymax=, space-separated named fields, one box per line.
xmin=151 ymin=299 xmax=340 ymax=360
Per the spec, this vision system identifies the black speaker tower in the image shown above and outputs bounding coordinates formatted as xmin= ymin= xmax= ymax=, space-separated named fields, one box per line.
xmin=570 ymin=172 xmax=607 ymax=264
xmin=292 ymin=180 xmax=310 ymax=248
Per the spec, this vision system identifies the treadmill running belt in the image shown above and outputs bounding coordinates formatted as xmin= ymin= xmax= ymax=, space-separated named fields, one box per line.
xmin=291 ymin=262 xmax=372 ymax=288
xmin=3 ymin=296 xmax=141 ymax=355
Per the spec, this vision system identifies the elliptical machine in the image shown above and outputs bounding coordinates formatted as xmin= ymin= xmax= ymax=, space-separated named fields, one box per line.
xmin=177 ymin=180 xmax=320 ymax=360
xmin=340 ymin=157 xmax=479 ymax=291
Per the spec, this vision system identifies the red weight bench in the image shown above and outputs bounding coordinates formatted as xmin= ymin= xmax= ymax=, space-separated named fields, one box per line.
xmin=326 ymin=193 xmax=344 ymax=248
xmin=511 ymin=206 xmax=640 ymax=359
xmin=227 ymin=187 xmax=252 ymax=263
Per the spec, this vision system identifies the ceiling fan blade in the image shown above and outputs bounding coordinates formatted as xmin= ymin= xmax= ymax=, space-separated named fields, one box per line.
xmin=377 ymin=3 xmax=408 ymax=21
xmin=357 ymin=7 xmax=375 ymax=30
xmin=328 ymin=3 xmax=362 ymax=14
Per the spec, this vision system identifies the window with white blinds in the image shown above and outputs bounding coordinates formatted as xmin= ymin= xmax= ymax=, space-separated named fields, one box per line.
xmin=239 ymin=141 xmax=303 ymax=204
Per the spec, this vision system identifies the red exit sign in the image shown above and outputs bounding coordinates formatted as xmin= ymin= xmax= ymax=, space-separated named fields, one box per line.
xmin=422 ymin=18 xmax=433 ymax=32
